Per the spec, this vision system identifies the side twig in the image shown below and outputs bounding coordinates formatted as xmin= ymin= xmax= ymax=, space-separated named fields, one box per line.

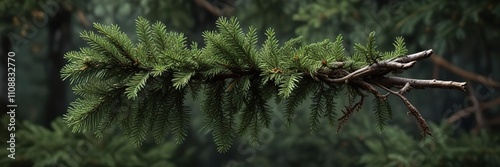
xmin=431 ymin=54 xmax=500 ymax=88
xmin=374 ymin=83 xmax=432 ymax=137
xmin=313 ymin=50 xmax=465 ymax=137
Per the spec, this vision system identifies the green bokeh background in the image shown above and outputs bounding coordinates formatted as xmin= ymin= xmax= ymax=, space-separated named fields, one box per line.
xmin=1 ymin=0 xmax=499 ymax=166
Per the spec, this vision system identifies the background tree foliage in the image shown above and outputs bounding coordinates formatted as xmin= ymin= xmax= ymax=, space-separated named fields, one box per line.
xmin=0 ymin=117 xmax=180 ymax=167
xmin=1 ymin=0 xmax=499 ymax=166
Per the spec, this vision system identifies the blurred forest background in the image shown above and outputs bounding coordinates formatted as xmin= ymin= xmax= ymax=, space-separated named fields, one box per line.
xmin=1 ymin=0 xmax=500 ymax=166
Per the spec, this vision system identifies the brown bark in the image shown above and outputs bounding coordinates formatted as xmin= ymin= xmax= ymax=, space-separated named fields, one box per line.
xmin=431 ymin=54 xmax=500 ymax=88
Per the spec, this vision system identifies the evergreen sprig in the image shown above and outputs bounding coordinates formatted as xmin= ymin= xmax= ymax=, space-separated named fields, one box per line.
xmin=373 ymin=97 xmax=392 ymax=132
xmin=61 ymin=16 xmax=466 ymax=152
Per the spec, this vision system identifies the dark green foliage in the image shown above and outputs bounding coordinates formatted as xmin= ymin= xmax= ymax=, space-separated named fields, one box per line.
xmin=229 ymin=114 xmax=500 ymax=167
xmin=284 ymin=78 xmax=316 ymax=126
xmin=62 ymin=16 xmax=423 ymax=152
xmin=354 ymin=31 xmax=380 ymax=64
xmin=373 ymin=97 xmax=392 ymax=132
xmin=142 ymin=0 xmax=194 ymax=31
xmin=203 ymin=80 xmax=234 ymax=152
xmin=0 ymin=117 xmax=178 ymax=167
xmin=360 ymin=123 xmax=500 ymax=167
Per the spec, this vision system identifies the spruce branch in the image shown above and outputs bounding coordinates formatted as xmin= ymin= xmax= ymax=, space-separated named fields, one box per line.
xmin=62 ymin=17 xmax=467 ymax=152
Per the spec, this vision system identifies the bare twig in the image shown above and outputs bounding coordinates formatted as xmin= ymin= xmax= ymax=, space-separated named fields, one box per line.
xmin=194 ymin=0 xmax=233 ymax=16
xmin=399 ymin=82 xmax=412 ymax=94
xmin=337 ymin=95 xmax=365 ymax=133
xmin=431 ymin=54 xmax=500 ymax=88
xmin=77 ymin=10 xmax=90 ymax=28
xmin=319 ymin=49 xmax=468 ymax=91
xmin=352 ymin=80 xmax=387 ymax=98
xmin=482 ymin=97 xmax=500 ymax=109
xmin=375 ymin=76 xmax=466 ymax=91
xmin=469 ymin=84 xmax=486 ymax=131
xmin=432 ymin=53 xmax=499 ymax=132
xmin=375 ymin=83 xmax=432 ymax=137
xmin=327 ymin=60 xmax=418 ymax=83
xmin=447 ymin=97 xmax=500 ymax=123
xmin=394 ymin=49 xmax=433 ymax=63
xmin=194 ymin=0 xmax=222 ymax=16
xmin=432 ymin=63 xmax=440 ymax=79
xmin=202 ymin=49 xmax=465 ymax=137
